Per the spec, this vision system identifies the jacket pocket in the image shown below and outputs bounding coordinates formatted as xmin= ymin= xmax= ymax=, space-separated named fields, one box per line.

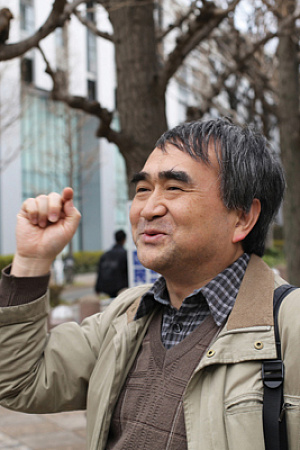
xmin=224 ymin=393 xmax=265 ymax=450
xmin=282 ymin=400 xmax=300 ymax=450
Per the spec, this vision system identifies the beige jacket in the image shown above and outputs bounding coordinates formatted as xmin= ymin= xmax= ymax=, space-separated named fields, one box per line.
xmin=0 ymin=255 xmax=300 ymax=449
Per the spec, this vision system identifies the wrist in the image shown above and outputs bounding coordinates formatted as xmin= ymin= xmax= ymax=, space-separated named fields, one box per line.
xmin=11 ymin=253 xmax=53 ymax=277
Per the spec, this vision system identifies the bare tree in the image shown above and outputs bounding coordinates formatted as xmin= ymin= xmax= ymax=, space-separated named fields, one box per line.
xmin=0 ymin=0 xmax=299 ymax=282
xmin=0 ymin=0 xmax=243 ymax=194
xmin=276 ymin=0 xmax=300 ymax=285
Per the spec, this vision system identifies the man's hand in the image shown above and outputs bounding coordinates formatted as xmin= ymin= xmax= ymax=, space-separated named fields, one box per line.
xmin=11 ymin=187 xmax=81 ymax=277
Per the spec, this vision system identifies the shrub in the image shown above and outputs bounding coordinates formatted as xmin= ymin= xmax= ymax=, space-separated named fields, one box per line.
xmin=73 ymin=250 xmax=103 ymax=273
xmin=0 ymin=255 xmax=13 ymax=274
xmin=49 ymin=284 xmax=64 ymax=308
xmin=263 ymin=246 xmax=285 ymax=268
xmin=0 ymin=251 xmax=103 ymax=278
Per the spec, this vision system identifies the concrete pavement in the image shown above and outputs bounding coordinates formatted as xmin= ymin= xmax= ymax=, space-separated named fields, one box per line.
xmin=60 ymin=273 xmax=97 ymax=304
xmin=52 ymin=272 xmax=112 ymax=325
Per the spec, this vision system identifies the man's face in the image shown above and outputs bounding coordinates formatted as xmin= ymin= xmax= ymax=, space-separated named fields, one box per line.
xmin=129 ymin=143 xmax=244 ymax=283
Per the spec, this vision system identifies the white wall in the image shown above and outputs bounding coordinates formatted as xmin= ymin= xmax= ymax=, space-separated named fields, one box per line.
xmin=0 ymin=57 xmax=22 ymax=254
xmin=97 ymin=8 xmax=118 ymax=250
xmin=69 ymin=12 xmax=88 ymax=96
xmin=99 ymin=140 xmax=117 ymax=250
xmin=0 ymin=1 xmax=189 ymax=255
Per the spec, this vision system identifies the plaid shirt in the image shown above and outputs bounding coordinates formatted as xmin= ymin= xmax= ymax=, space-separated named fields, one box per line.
xmin=135 ymin=253 xmax=250 ymax=349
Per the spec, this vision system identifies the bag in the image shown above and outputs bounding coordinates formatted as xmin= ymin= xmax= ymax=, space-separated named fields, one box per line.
xmin=262 ymin=284 xmax=297 ymax=450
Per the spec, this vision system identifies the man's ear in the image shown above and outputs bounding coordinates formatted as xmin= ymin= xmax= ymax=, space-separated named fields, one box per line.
xmin=232 ymin=199 xmax=261 ymax=244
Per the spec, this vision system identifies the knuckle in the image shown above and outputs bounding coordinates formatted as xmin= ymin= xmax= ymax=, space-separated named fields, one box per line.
xmin=36 ymin=194 xmax=47 ymax=200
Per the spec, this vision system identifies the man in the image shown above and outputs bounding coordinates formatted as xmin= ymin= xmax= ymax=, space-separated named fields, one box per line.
xmin=0 ymin=118 xmax=299 ymax=450
xmin=95 ymin=229 xmax=128 ymax=297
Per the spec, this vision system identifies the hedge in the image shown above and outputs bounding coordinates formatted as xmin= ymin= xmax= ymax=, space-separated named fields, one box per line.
xmin=0 ymin=246 xmax=285 ymax=277
xmin=72 ymin=250 xmax=103 ymax=273
xmin=0 ymin=251 xmax=103 ymax=276
xmin=0 ymin=255 xmax=13 ymax=273
xmin=263 ymin=246 xmax=285 ymax=269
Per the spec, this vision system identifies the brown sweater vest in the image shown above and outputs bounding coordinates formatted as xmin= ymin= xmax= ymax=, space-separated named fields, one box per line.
xmin=106 ymin=309 xmax=219 ymax=449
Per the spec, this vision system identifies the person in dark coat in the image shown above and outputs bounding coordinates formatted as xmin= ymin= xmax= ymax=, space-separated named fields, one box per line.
xmin=95 ymin=230 xmax=128 ymax=297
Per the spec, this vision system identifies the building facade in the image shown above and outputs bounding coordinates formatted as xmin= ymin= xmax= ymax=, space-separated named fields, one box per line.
xmin=0 ymin=0 xmax=199 ymax=256
xmin=0 ymin=0 xmax=129 ymax=254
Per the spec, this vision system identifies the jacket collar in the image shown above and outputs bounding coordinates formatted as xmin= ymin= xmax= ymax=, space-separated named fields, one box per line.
xmin=227 ymin=254 xmax=274 ymax=330
xmin=126 ymin=255 xmax=275 ymax=329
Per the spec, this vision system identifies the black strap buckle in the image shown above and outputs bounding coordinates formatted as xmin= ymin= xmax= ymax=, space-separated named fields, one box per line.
xmin=262 ymin=359 xmax=284 ymax=389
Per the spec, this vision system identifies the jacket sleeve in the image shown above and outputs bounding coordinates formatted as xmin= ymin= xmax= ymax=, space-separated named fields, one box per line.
xmin=0 ymin=282 xmax=151 ymax=416
xmin=277 ymin=288 xmax=300 ymax=448
xmin=0 ymin=292 xmax=102 ymax=414
xmin=279 ymin=288 xmax=300 ymax=395
xmin=0 ymin=265 xmax=50 ymax=307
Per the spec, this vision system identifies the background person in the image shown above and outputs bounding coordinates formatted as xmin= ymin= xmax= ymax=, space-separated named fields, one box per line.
xmin=95 ymin=229 xmax=128 ymax=298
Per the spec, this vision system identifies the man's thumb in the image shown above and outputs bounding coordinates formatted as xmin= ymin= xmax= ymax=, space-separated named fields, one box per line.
xmin=64 ymin=198 xmax=82 ymax=231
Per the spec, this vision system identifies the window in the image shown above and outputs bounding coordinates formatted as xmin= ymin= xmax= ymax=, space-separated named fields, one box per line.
xmin=20 ymin=0 xmax=34 ymax=33
xmin=86 ymin=1 xmax=95 ymax=23
xmin=86 ymin=1 xmax=97 ymax=74
xmin=87 ymin=30 xmax=97 ymax=74
xmin=87 ymin=79 xmax=97 ymax=101
xmin=21 ymin=57 xmax=34 ymax=84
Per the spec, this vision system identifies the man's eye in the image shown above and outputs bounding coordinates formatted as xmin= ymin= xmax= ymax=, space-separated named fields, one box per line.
xmin=136 ymin=186 xmax=149 ymax=193
xmin=167 ymin=186 xmax=182 ymax=191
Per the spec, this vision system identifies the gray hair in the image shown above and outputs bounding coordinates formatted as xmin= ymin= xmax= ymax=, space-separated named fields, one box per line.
xmin=155 ymin=117 xmax=285 ymax=256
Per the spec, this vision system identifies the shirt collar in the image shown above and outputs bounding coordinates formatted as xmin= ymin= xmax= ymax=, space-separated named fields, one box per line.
xmin=135 ymin=253 xmax=250 ymax=326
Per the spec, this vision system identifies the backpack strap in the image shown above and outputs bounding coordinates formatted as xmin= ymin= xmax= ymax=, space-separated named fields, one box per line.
xmin=262 ymin=284 xmax=297 ymax=450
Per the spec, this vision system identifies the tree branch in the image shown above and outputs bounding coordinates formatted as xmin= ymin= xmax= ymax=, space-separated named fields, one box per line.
xmin=187 ymin=5 xmax=299 ymax=119
xmin=0 ymin=0 xmax=94 ymax=61
xmin=73 ymin=8 xmax=114 ymax=42
xmin=158 ymin=0 xmax=241 ymax=93
xmin=191 ymin=28 xmax=277 ymax=119
xmin=37 ymin=44 xmax=134 ymax=151
xmin=156 ymin=0 xmax=199 ymax=42
xmin=0 ymin=0 xmax=70 ymax=61
xmin=98 ymin=0 xmax=153 ymax=13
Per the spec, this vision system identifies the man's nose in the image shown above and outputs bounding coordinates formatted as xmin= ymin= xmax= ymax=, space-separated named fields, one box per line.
xmin=140 ymin=191 xmax=167 ymax=220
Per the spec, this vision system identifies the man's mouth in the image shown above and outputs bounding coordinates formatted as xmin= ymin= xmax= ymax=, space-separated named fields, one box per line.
xmin=141 ymin=229 xmax=167 ymax=243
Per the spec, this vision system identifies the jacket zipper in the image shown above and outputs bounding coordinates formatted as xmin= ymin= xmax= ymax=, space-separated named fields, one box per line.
xmin=279 ymin=403 xmax=292 ymax=422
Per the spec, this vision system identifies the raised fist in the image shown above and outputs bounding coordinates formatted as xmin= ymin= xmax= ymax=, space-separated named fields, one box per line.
xmin=12 ymin=187 xmax=81 ymax=277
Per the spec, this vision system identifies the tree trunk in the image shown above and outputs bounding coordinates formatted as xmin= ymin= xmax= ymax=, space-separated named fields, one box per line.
xmin=108 ymin=0 xmax=168 ymax=196
xmin=277 ymin=0 xmax=300 ymax=284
